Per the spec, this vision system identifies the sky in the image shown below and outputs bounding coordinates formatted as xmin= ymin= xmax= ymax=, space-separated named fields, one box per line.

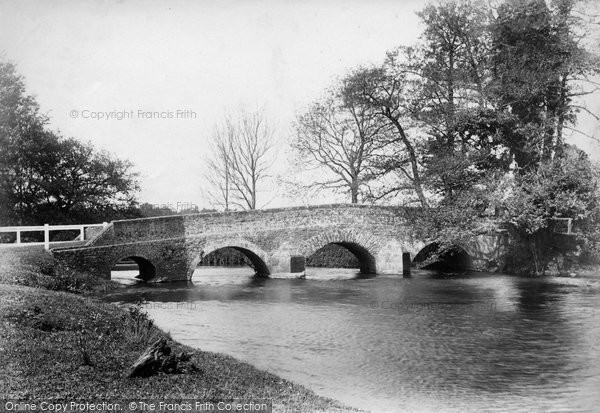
xmin=1 ymin=0 xmax=599 ymax=210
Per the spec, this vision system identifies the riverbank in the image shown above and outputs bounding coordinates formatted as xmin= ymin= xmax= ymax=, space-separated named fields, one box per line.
xmin=0 ymin=247 xmax=360 ymax=412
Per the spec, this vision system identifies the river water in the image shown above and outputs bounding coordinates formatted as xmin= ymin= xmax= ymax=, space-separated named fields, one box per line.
xmin=104 ymin=267 xmax=600 ymax=412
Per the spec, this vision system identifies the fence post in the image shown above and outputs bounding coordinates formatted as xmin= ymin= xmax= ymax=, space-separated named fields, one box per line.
xmin=80 ymin=225 xmax=85 ymax=241
xmin=16 ymin=230 xmax=21 ymax=244
xmin=103 ymin=222 xmax=108 ymax=228
xmin=44 ymin=224 xmax=50 ymax=250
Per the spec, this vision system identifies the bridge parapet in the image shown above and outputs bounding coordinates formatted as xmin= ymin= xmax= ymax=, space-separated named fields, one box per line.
xmin=102 ymin=204 xmax=422 ymax=245
xmin=85 ymin=222 xmax=115 ymax=247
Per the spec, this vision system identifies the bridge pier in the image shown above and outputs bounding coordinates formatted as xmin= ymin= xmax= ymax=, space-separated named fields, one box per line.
xmin=402 ymin=252 xmax=411 ymax=277
xmin=290 ymin=256 xmax=306 ymax=274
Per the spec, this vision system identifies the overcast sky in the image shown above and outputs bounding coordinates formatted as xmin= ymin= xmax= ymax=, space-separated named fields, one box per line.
xmin=1 ymin=0 xmax=599 ymax=210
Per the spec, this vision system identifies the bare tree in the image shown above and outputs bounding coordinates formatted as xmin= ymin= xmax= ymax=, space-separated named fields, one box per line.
xmin=205 ymin=109 xmax=275 ymax=210
xmin=205 ymin=117 xmax=235 ymax=211
xmin=292 ymin=85 xmax=389 ymax=204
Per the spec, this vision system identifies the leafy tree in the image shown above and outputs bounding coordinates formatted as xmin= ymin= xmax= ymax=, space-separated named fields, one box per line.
xmin=0 ymin=60 xmax=48 ymax=224
xmin=411 ymin=1 xmax=504 ymax=200
xmin=0 ymin=59 xmax=140 ymax=225
xmin=342 ymin=1 xmax=506 ymax=207
xmin=477 ymin=0 xmax=600 ymax=274
xmin=34 ymin=135 xmax=140 ymax=223
xmin=375 ymin=0 xmax=600 ymax=274
xmin=503 ymin=146 xmax=599 ymax=274
xmin=138 ymin=203 xmax=206 ymax=217
xmin=490 ymin=0 xmax=599 ymax=169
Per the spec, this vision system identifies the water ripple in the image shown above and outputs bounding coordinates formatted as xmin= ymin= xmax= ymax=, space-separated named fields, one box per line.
xmin=105 ymin=268 xmax=600 ymax=413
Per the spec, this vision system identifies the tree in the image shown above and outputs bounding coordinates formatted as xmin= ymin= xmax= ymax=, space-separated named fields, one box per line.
xmin=138 ymin=203 xmax=206 ymax=217
xmin=3 ymin=130 xmax=140 ymax=225
xmin=343 ymin=62 xmax=429 ymax=207
xmin=292 ymin=83 xmax=389 ymax=203
xmin=0 ymin=60 xmax=47 ymax=224
xmin=205 ymin=109 xmax=276 ymax=210
xmin=503 ymin=146 xmax=599 ymax=275
xmin=36 ymin=136 xmax=140 ymax=223
xmin=490 ymin=0 xmax=599 ymax=169
xmin=0 ymin=59 xmax=140 ymax=225
xmin=360 ymin=0 xmax=600 ymax=274
xmin=410 ymin=1 xmax=504 ymax=200
xmin=205 ymin=117 xmax=236 ymax=211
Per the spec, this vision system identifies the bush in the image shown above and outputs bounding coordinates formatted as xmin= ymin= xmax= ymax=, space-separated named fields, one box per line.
xmin=0 ymin=233 xmax=16 ymax=243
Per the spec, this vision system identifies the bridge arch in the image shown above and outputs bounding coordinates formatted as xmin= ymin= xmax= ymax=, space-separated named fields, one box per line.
xmin=187 ymin=239 xmax=271 ymax=279
xmin=298 ymin=229 xmax=379 ymax=274
xmin=110 ymin=255 xmax=157 ymax=281
xmin=413 ymin=242 xmax=473 ymax=271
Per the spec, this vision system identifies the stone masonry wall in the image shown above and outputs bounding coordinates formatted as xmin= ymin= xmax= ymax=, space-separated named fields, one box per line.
xmin=52 ymin=204 xmax=506 ymax=282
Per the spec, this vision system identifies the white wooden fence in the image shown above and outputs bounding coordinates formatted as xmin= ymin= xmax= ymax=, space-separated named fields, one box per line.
xmin=0 ymin=222 xmax=108 ymax=250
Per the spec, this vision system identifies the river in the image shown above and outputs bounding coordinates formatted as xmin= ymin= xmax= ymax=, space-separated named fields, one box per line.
xmin=103 ymin=267 xmax=600 ymax=413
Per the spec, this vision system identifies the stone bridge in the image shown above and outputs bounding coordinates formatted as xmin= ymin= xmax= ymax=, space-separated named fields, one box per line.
xmin=52 ymin=204 xmax=508 ymax=282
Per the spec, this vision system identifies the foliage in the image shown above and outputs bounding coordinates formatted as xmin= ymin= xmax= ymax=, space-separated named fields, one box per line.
xmin=199 ymin=247 xmax=252 ymax=266
xmin=0 ymin=59 xmax=141 ymax=225
xmin=306 ymin=244 xmax=360 ymax=268
xmin=503 ymin=146 xmax=600 ymax=274
xmin=483 ymin=0 xmax=600 ymax=274
xmin=0 ymin=246 xmax=119 ymax=293
xmin=138 ymin=202 xmax=208 ymax=217
xmin=407 ymin=174 xmax=505 ymax=267
xmin=413 ymin=1 xmax=499 ymax=200
xmin=337 ymin=0 xmax=599 ymax=274
xmin=20 ymin=263 xmax=110 ymax=294
xmin=490 ymin=0 xmax=599 ymax=168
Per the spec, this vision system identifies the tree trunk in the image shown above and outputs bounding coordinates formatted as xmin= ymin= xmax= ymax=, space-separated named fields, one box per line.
xmin=350 ymin=177 xmax=359 ymax=204
xmin=127 ymin=337 xmax=195 ymax=378
xmin=128 ymin=337 xmax=170 ymax=378
xmin=387 ymin=115 xmax=428 ymax=208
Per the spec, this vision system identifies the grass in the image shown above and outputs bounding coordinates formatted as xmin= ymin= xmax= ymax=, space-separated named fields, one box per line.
xmin=0 ymin=246 xmax=360 ymax=412
xmin=0 ymin=245 xmax=120 ymax=293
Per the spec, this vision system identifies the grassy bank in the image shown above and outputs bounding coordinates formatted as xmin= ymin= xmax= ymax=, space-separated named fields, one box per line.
xmin=0 ymin=247 xmax=360 ymax=412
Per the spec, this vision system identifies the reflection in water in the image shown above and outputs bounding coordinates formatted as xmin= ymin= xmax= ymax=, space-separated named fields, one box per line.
xmin=106 ymin=267 xmax=600 ymax=413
